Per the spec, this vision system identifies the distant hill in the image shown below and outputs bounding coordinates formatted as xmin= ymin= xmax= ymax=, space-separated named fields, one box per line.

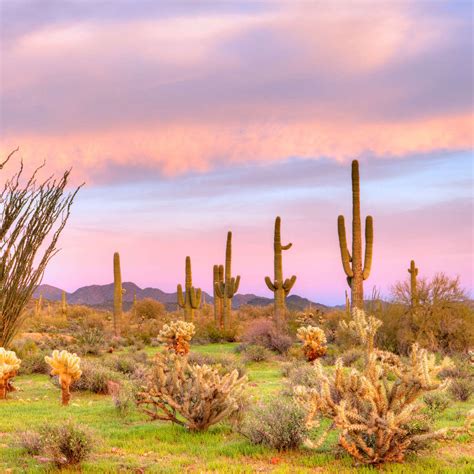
xmin=33 ymin=282 xmax=326 ymax=311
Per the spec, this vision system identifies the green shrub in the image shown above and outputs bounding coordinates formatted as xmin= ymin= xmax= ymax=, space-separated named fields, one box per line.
xmin=188 ymin=352 xmax=246 ymax=378
xmin=71 ymin=360 xmax=121 ymax=394
xmin=18 ymin=430 xmax=42 ymax=455
xmin=449 ymin=378 xmax=474 ymax=402
xmin=241 ymin=345 xmax=272 ymax=363
xmin=39 ymin=421 xmax=94 ymax=466
xmin=19 ymin=352 xmax=49 ymax=375
xmin=423 ymin=391 xmax=450 ymax=416
xmin=241 ymin=398 xmax=308 ymax=450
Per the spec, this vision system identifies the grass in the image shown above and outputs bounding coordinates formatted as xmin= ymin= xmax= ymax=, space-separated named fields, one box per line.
xmin=0 ymin=343 xmax=473 ymax=473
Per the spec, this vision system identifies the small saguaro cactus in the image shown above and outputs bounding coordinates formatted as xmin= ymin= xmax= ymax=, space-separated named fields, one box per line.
xmin=345 ymin=290 xmax=350 ymax=315
xmin=213 ymin=264 xmax=224 ymax=325
xmin=0 ymin=348 xmax=21 ymax=399
xmin=408 ymin=260 xmax=419 ymax=307
xmin=61 ymin=290 xmax=67 ymax=316
xmin=35 ymin=293 xmax=43 ymax=316
xmin=45 ymin=350 xmax=82 ymax=406
xmin=297 ymin=326 xmax=327 ymax=362
xmin=265 ymin=216 xmax=297 ymax=328
xmin=113 ymin=252 xmax=125 ymax=336
xmin=214 ymin=232 xmax=240 ymax=330
xmin=158 ymin=321 xmax=196 ymax=355
xmin=177 ymin=256 xmax=202 ymax=322
xmin=337 ymin=160 xmax=373 ymax=310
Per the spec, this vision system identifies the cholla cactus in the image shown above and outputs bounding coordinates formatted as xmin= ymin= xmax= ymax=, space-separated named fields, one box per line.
xmin=45 ymin=350 xmax=82 ymax=406
xmin=0 ymin=348 xmax=21 ymax=399
xmin=294 ymin=310 xmax=454 ymax=465
xmin=296 ymin=310 xmax=324 ymax=327
xmin=158 ymin=321 xmax=195 ymax=355
xmin=138 ymin=352 xmax=247 ymax=431
xmin=297 ymin=326 xmax=327 ymax=362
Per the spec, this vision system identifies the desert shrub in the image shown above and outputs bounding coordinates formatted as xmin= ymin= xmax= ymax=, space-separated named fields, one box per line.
xmin=284 ymin=362 xmax=320 ymax=389
xmin=137 ymin=352 xmax=247 ymax=431
xmin=19 ymin=351 xmax=49 ymax=375
xmin=241 ymin=345 xmax=272 ymax=363
xmin=18 ymin=430 xmax=42 ymax=455
xmin=75 ymin=327 xmax=105 ymax=355
xmin=340 ymin=347 xmax=365 ymax=367
xmin=294 ymin=309 xmax=455 ymax=465
xmin=449 ymin=378 xmax=474 ymax=402
xmin=10 ymin=338 xmax=39 ymax=359
xmin=242 ymin=318 xmax=292 ymax=354
xmin=423 ymin=391 xmax=450 ymax=416
xmin=39 ymin=421 xmax=94 ymax=466
xmin=188 ymin=352 xmax=246 ymax=378
xmin=70 ymin=360 xmax=121 ymax=394
xmin=240 ymin=398 xmax=308 ymax=451
xmin=110 ymin=381 xmax=137 ymax=415
xmin=194 ymin=318 xmax=239 ymax=343
xmin=105 ymin=352 xmax=148 ymax=375
xmin=133 ymin=298 xmax=166 ymax=321
xmin=127 ymin=318 xmax=162 ymax=344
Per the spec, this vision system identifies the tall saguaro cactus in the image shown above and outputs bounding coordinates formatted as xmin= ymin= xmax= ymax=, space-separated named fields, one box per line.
xmin=113 ymin=252 xmax=125 ymax=336
xmin=264 ymin=216 xmax=296 ymax=327
xmin=177 ymin=256 xmax=202 ymax=321
xmin=213 ymin=264 xmax=224 ymax=325
xmin=337 ymin=160 xmax=373 ymax=309
xmin=408 ymin=260 xmax=418 ymax=307
xmin=214 ymin=232 xmax=240 ymax=329
xmin=61 ymin=290 xmax=67 ymax=316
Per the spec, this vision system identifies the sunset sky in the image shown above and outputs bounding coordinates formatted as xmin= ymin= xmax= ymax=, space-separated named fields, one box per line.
xmin=0 ymin=1 xmax=472 ymax=304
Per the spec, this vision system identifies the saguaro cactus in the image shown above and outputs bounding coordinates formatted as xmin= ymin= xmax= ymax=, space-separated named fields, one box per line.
xmin=45 ymin=350 xmax=82 ymax=406
xmin=214 ymin=232 xmax=240 ymax=329
xmin=213 ymin=264 xmax=224 ymax=325
xmin=35 ymin=293 xmax=43 ymax=317
xmin=113 ymin=252 xmax=125 ymax=336
xmin=408 ymin=260 xmax=419 ymax=307
xmin=177 ymin=256 xmax=202 ymax=321
xmin=61 ymin=290 xmax=67 ymax=316
xmin=337 ymin=160 xmax=373 ymax=309
xmin=265 ymin=216 xmax=297 ymax=327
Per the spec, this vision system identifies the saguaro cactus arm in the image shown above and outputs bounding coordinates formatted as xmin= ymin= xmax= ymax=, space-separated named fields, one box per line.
xmin=214 ymin=281 xmax=224 ymax=299
xmin=189 ymin=287 xmax=201 ymax=309
xmin=177 ymin=284 xmax=185 ymax=308
xmin=265 ymin=276 xmax=278 ymax=291
xmin=337 ymin=215 xmax=353 ymax=278
xmin=283 ymin=275 xmax=297 ymax=295
xmin=362 ymin=216 xmax=373 ymax=280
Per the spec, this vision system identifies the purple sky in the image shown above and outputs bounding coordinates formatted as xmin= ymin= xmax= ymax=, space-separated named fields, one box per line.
xmin=0 ymin=1 xmax=472 ymax=304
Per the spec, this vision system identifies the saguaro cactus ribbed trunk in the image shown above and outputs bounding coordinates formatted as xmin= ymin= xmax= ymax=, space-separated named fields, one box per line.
xmin=113 ymin=252 xmax=124 ymax=336
xmin=213 ymin=264 xmax=224 ymax=326
xmin=408 ymin=260 xmax=418 ymax=307
xmin=214 ymin=232 xmax=240 ymax=329
xmin=177 ymin=256 xmax=202 ymax=321
xmin=61 ymin=290 xmax=67 ymax=316
xmin=265 ymin=216 xmax=296 ymax=328
xmin=337 ymin=160 xmax=373 ymax=310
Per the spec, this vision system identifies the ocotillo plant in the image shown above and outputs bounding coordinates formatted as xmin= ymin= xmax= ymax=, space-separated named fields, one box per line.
xmin=264 ymin=216 xmax=296 ymax=327
xmin=408 ymin=260 xmax=419 ymax=307
xmin=61 ymin=290 xmax=67 ymax=316
xmin=214 ymin=232 xmax=240 ymax=329
xmin=213 ymin=264 xmax=224 ymax=325
xmin=177 ymin=256 xmax=202 ymax=321
xmin=113 ymin=252 xmax=125 ymax=336
xmin=337 ymin=160 xmax=373 ymax=309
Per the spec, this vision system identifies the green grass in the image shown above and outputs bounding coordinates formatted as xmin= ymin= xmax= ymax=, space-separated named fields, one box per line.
xmin=0 ymin=343 xmax=472 ymax=473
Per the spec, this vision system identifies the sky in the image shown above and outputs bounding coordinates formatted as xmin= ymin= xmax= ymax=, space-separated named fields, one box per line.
xmin=0 ymin=1 xmax=472 ymax=304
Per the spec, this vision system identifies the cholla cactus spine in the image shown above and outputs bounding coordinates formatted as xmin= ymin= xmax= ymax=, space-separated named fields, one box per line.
xmin=337 ymin=160 xmax=373 ymax=309
xmin=265 ymin=216 xmax=297 ymax=328
xmin=113 ymin=252 xmax=125 ymax=336
xmin=214 ymin=232 xmax=240 ymax=329
xmin=45 ymin=350 xmax=82 ymax=406
xmin=213 ymin=264 xmax=224 ymax=325
xmin=177 ymin=256 xmax=202 ymax=321
xmin=158 ymin=320 xmax=195 ymax=355
xmin=408 ymin=260 xmax=418 ymax=307
xmin=297 ymin=326 xmax=327 ymax=362
xmin=0 ymin=348 xmax=21 ymax=399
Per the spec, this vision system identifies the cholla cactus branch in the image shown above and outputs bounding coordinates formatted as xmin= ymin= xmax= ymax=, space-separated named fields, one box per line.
xmin=138 ymin=352 xmax=247 ymax=431
xmin=158 ymin=321 xmax=195 ymax=355
xmin=0 ymin=348 xmax=21 ymax=399
xmin=295 ymin=309 xmax=456 ymax=465
xmin=45 ymin=350 xmax=82 ymax=406
xmin=297 ymin=326 xmax=327 ymax=362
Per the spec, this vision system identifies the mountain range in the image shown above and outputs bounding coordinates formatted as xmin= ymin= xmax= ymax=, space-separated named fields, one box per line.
xmin=33 ymin=283 xmax=329 ymax=312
